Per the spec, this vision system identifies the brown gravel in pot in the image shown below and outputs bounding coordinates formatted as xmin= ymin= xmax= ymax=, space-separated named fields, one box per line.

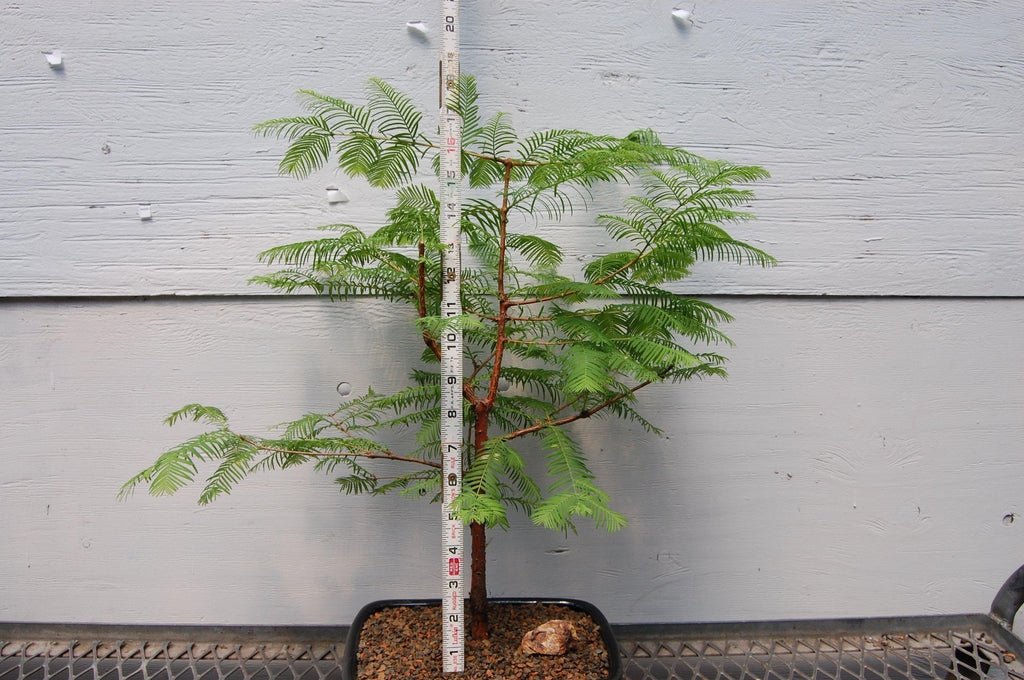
xmin=356 ymin=602 xmax=610 ymax=679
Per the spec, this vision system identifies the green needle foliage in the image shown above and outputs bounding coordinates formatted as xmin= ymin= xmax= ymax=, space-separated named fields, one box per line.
xmin=122 ymin=76 xmax=772 ymax=631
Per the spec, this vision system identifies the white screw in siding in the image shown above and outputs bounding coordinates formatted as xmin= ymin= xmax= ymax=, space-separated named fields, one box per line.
xmin=672 ymin=8 xmax=693 ymax=24
xmin=326 ymin=187 xmax=349 ymax=204
xmin=43 ymin=50 xmax=64 ymax=69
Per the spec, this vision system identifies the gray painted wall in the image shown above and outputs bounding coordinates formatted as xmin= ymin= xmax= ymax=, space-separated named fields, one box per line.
xmin=1 ymin=1 xmax=1022 ymax=627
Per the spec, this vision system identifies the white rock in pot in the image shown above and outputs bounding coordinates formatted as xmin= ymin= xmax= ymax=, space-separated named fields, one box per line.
xmin=519 ymin=619 xmax=580 ymax=656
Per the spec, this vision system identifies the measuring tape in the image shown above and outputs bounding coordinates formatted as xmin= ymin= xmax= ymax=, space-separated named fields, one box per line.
xmin=438 ymin=0 xmax=464 ymax=673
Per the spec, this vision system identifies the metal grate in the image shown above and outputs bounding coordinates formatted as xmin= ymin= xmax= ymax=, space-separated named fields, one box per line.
xmin=3 ymin=619 xmax=1023 ymax=680
xmin=0 ymin=640 xmax=344 ymax=680
xmin=617 ymin=627 xmax=1024 ymax=680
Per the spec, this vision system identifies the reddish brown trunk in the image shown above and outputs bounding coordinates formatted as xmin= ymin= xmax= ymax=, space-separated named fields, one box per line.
xmin=468 ymin=165 xmax=512 ymax=642
xmin=469 ymin=406 xmax=491 ymax=640
xmin=469 ymin=521 xmax=488 ymax=639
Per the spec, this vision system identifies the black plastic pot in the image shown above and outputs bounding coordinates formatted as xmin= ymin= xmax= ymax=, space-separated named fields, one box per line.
xmin=342 ymin=597 xmax=622 ymax=680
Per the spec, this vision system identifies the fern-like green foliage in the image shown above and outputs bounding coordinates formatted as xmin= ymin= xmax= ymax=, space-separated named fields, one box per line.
xmin=123 ymin=75 xmax=773 ymax=537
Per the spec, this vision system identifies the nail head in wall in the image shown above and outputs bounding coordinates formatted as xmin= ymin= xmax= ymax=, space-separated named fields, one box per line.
xmin=336 ymin=381 xmax=352 ymax=397
xmin=43 ymin=50 xmax=64 ymax=69
xmin=406 ymin=21 xmax=428 ymax=36
xmin=326 ymin=186 xmax=349 ymax=204
xmin=672 ymin=8 xmax=693 ymax=24
xmin=138 ymin=204 xmax=153 ymax=221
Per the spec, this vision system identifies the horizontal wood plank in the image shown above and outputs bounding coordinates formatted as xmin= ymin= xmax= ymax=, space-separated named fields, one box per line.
xmin=1 ymin=297 xmax=1021 ymax=624
xmin=1 ymin=1 xmax=1022 ymax=296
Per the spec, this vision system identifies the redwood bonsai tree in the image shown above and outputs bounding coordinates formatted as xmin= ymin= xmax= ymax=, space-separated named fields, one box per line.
xmin=121 ymin=76 xmax=773 ymax=639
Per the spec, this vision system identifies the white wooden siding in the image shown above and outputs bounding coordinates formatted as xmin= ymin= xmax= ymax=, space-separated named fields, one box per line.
xmin=1 ymin=0 xmax=1023 ymax=627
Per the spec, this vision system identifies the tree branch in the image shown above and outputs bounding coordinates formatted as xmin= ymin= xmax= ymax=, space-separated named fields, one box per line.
xmin=507 ymin=292 xmax=574 ymax=308
xmin=237 ymin=435 xmax=441 ymax=469
xmin=290 ymin=126 xmax=550 ymax=170
xmin=478 ymin=312 xmax=553 ymax=323
xmin=507 ymin=178 xmax=714 ymax=309
xmin=483 ymin=162 xmax=515 ymax=408
xmin=416 ymin=241 xmax=442 ymax=357
xmin=468 ymin=349 xmax=497 ymax=384
xmin=502 ymin=369 xmax=671 ymax=442
xmin=589 ymin=178 xmax=717 ymax=286
xmin=505 ymin=338 xmax=571 ymax=347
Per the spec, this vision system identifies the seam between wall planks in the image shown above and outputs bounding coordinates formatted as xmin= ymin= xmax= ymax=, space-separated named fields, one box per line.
xmin=2 ymin=294 xmax=1024 ymax=305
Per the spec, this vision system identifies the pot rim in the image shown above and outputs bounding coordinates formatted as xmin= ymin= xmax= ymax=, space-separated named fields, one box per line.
xmin=342 ymin=597 xmax=622 ymax=680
